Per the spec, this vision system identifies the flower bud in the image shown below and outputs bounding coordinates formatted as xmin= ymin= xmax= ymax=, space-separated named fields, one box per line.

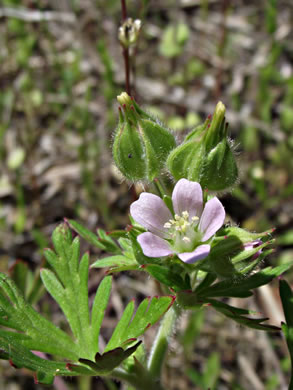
xmin=113 ymin=93 xmax=176 ymax=181
xmin=207 ymin=227 xmax=274 ymax=278
xmin=167 ymin=102 xmax=238 ymax=191
xmin=118 ymin=18 xmax=141 ymax=48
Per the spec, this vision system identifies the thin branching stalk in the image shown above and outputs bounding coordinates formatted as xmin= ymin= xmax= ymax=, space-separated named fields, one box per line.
xmin=121 ymin=0 xmax=131 ymax=95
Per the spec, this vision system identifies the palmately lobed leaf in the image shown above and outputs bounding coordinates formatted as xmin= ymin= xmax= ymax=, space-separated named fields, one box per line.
xmin=0 ymin=223 xmax=177 ymax=385
xmin=0 ymin=333 xmax=96 ymax=385
xmin=79 ymin=341 xmax=142 ymax=373
xmin=105 ymin=295 xmax=175 ymax=352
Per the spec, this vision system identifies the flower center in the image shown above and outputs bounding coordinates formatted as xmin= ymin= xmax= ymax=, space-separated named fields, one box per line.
xmin=163 ymin=210 xmax=202 ymax=252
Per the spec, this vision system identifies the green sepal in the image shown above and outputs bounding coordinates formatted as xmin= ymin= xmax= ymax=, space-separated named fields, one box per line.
xmin=216 ymin=226 xmax=274 ymax=241
xmin=113 ymin=119 xmax=146 ymax=180
xmin=184 ymin=120 xmax=209 ymax=142
xmin=208 ymin=234 xmax=273 ymax=279
xmin=113 ymin=93 xmax=176 ymax=182
xmin=167 ymin=140 xmax=203 ymax=181
xmin=198 ymin=139 xmax=238 ymax=191
xmin=167 ymin=102 xmax=238 ymax=191
xmin=203 ymin=102 xmax=226 ymax=151
xmin=163 ymin=195 xmax=174 ymax=214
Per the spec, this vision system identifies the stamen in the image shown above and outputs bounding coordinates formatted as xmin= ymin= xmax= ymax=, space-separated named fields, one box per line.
xmin=182 ymin=211 xmax=189 ymax=219
xmin=181 ymin=222 xmax=189 ymax=233
xmin=164 ymin=222 xmax=172 ymax=229
xmin=182 ymin=236 xmax=191 ymax=243
xmin=192 ymin=216 xmax=199 ymax=221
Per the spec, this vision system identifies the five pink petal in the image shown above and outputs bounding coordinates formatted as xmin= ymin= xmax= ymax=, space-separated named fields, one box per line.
xmin=130 ymin=179 xmax=225 ymax=264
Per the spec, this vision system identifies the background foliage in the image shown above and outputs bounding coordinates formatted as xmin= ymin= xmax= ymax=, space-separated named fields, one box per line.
xmin=0 ymin=0 xmax=292 ymax=389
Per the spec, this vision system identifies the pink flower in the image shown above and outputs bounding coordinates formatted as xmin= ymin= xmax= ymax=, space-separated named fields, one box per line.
xmin=130 ymin=179 xmax=225 ymax=264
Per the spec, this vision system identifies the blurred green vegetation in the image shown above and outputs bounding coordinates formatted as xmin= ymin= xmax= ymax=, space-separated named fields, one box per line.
xmin=0 ymin=0 xmax=292 ymax=389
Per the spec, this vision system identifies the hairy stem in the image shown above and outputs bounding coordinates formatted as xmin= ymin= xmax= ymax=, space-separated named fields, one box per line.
xmin=147 ymin=306 xmax=178 ymax=379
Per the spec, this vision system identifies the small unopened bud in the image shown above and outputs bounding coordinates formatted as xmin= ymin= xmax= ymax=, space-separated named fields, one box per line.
xmin=113 ymin=92 xmax=176 ymax=181
xmin=167 ymin=102 xmax=238 ymax=191
xmin=208 ymin=227 xmax=272 ymax=278
xmin=118 ymin=18 xmax=142 ymax=48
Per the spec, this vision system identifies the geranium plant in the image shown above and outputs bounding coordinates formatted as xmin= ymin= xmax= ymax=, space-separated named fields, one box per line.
xmin=1 ymin=93 xmax=292 ymax=389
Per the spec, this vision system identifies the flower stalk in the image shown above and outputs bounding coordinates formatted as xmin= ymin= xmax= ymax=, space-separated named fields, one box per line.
xmin=120 ymin=0 xmax=130 ymax=94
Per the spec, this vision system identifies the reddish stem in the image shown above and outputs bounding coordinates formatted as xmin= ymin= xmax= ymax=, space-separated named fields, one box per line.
xmin=121 ymin=0 xmax=127 ymax=21
xmin=123 ymin=48 xmax=131 ymax=95
xmin=120 ymin=0 xmax=131 ymax=95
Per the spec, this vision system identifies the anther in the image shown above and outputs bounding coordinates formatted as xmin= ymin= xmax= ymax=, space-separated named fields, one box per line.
xmin=182 ymin=211 xmax=189 ymax=219
xmin=164 ymin=222 xmax=172 ymax=229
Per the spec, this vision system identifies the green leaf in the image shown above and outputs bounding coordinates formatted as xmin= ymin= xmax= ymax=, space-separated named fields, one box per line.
xmin=91 ymin=276 xmax=112 ymax=354
xmin=91 ymin=255 xmax=138 ymax=269
xmin=208 ymin=299 xmax=280 ymax=331
xmin=91 ymin=235 xmax=141 ymax=272
xmin=106 ymin=230 xmax=129 ymax=239
xmin=9 ymin=260 xmax=29 ymax=298
xmin=280 ymin=279 xmax=293 ymax=326
xmin=105 ymin=301 xmax=135 ymax=352
xmin=80 ymin=342 xmax=142 ymax=373
xmin=279 ymin=279 xmax=293 ymax=389
xmin=197 ymin=262 xmax=293 ymax=298
xmin=105 ymin=295 xmax=175 ymax=352
xmin=97 ymin=229 xmax=121 ymax=254
xmin=144 ymin=264 xmax=190 ymax=291
xmin=40 ymin=269 xmax=81 ymax=339
xmin=0 ymin=223 xmax=176 ymax=385
xmin=0 ymin=272 xmax=79 ymax=360
xmin=67 ymin=219 xmax=106 ymax=250
xmin=0 ymin=333 xmax=95 ymax=385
